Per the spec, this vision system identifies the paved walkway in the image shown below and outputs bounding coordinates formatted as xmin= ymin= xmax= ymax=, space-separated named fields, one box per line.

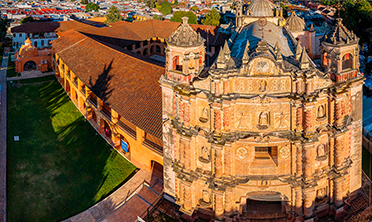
xmin=62 ymin=169 xmax=159 ymax=222
xmin=0 ymin=52 xmax=9 ymax=222
xmin=7 ymin=70 xmax=54 ymax=81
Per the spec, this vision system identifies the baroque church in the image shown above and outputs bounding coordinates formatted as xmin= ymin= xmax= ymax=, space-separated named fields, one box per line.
xmin=161 ymin=0 xmax=364 ymax=220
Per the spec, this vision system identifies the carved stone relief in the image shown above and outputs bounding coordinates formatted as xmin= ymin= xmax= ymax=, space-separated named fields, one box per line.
xmin=274 ymin=112 xmax=289 ymax=129
xmin=199 ymin=146 xmax=211 ymax=163
xmin=257 ymin=112 xmax=270 ymax=129
xmin=316 ymin=144 xmax=328 ymax=161
xmin=279 ymin=146 xmax=290 ymax=158
xmin=235 ymin=111 xmax=252 ymax=130
xmin=237 ymin=147 xmax=248 ymax=159
xmin=317 ymin=104 xmax=327 ymax=121
xmin=199 ymin=108 xmax=209 ymax=123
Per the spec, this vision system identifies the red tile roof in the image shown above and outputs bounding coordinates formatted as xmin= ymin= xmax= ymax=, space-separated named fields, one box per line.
xmin=52 ymin=31 xmax=164 ymax=139
xmin=11 ymin=20 xmax=98 ymax=33
xmin=81 ymin=19 xmax=228 ymax=47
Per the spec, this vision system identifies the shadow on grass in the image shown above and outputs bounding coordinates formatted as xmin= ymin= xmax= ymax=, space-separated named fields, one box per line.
xmin=7 ymin=74 xmax=136 ymax=222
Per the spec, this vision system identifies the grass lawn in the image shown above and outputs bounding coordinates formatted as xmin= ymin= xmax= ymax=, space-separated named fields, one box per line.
xmin=6 ymin=60 xmax=18 ymax=78
xmin=7 ymin=76 xmax=137 ymax=222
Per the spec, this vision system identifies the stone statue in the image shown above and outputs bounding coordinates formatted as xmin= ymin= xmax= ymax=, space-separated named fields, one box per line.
xmin=259 ymin=112 xmax=269 ymax=126
xmin=318 ymin=105 xmax=325 ymax=118
xmin=259 ymin=80 xmax=267 ymax=92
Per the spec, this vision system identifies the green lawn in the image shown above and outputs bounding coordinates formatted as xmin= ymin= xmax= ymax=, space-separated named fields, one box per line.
xmin=6 ymin=60 xmax=18 ymax=77
xmin=7 ymin=76 xmax=137 ymax=222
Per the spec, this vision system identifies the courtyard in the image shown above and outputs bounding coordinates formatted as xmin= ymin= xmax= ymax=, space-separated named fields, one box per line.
xmin=7 ymin=76 xmax=137 ymax=221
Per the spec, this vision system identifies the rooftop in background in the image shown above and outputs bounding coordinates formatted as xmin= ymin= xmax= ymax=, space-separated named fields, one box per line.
xmin=11 ymin=20 xmax=101 ymax=34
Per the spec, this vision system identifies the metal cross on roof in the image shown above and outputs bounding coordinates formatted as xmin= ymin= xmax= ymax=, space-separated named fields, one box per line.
xmin=334 ymin=0 xmax=343 ymax=19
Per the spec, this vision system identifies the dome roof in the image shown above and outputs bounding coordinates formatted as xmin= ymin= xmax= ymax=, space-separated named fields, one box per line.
xmin=247 ymin=0 xmax=275 ymax=17
xmin=286 ymin=12 xmax=306 ymax=32
xmin=18 ymin=38 xmax=38 ymax=57
xmin=325 ymin=18 xmax=358 ymax=45
xmin=167 ymin=17 xmax=204 ymax=47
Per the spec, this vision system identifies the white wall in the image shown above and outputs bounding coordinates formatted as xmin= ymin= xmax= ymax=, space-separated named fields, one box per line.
xmin=12 ymin=32 xmax=58 ymax=50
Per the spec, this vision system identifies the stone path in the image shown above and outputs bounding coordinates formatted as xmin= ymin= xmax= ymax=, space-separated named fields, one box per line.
xmin=0 ymin=51 xmax=9 ymax=222
xmin=62 ymin=169 xmax=163 ymax=222
xmin=7 ymin=70 xmax=54 ymax=81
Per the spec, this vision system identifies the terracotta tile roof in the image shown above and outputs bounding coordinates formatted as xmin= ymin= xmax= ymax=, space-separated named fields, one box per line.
xmin=81 ymin=19 xmax=229 ymax=48
xmin=11 ymin=20 xmax=98 ymax=33
xmin=52 ymin=31 xmax=164 ymax=139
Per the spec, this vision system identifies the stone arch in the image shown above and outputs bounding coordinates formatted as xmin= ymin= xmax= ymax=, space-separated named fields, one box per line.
xmin=173 ymin=56 xmax=182 ymax=71
xmin=156 ymin=45 xmax=161 ymax=53
xmin=65 ymin=80 xmax=70 ymax=93
xmin=78 ymin=96 xmax=85 ymax=110
xmin=100 ymin=119 xmax=112 ymax=138
xmin=143 ymin=48 xmax=148 ymax=56
xmin=71 ymin=87 xmax=78 ymax=102
xmin=91 ymin=109 xmax=97 ymax=123
xmin=24 ymin=60 xmax=37 ymax=71
xmin=239 ymin=191 xmax=289 ymax=218
xmin=150 ymin=45 xmax=155 ymax=54
xmin=342 ymin=53 xmax=353 ymax=70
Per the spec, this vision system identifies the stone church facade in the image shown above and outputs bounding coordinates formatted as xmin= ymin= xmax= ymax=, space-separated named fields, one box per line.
xmin=161 ymin=1 xmax=364 ymax=220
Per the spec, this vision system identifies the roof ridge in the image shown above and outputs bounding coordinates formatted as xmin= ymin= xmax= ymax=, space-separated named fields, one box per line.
xmin=78 ymin=31 xmax=164 ymax=69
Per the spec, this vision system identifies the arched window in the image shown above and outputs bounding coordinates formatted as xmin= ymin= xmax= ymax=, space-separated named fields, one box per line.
xmin=136 ymin=51 xmax=141 ymax=55
xmin=173 ymin=56 xmax=182 ymax=71
xmin=150 ymin=45 xmax=154 ymax=53
xmin=143 ymin=48 xmax=148 ymax=56
xmin=156 ymin=45 xmax=161 ymax=53
xmin=342 ymin=53 xmax=353 ymax=70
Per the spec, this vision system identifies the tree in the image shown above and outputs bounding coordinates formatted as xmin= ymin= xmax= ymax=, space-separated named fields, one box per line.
xmin=86 ymin=3 xmax=99 ymax=12
xmin=20 ymin=16 xmax=34 ymax=25
xmin=201 ymin=8 xmax=220 ymax=26
xmin=191 ymin=5 xmax=199 ymax=11
xmin=160 ymin=0 xmax=172 ymax=15
xmin=145 ymin=0 xmax=156 ymax=8
xmin=80 ymin=0 xmax=88 ymax=4
xmin=104 ymin=6 xmax=123 ymax=24
xmin=170 ymin=11 xmax=197 ymax=24
xmin=153 ymin=14 xmax=163 ymax=20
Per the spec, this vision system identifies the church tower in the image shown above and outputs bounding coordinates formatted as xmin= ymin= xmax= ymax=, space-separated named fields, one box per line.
xmin=321 ymin=18 xmax=363 ymax=197
xmin=160 ymin=17 xmax=205 ymax=203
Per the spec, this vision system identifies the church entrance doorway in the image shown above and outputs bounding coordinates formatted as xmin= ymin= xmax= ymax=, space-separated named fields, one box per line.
xmin=242 ymin=191 xmax=288 ymax=220
xmin=24 ymin=61 xmax=37 ymax=71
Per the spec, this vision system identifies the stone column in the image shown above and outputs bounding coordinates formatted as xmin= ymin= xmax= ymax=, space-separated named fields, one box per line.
xmin=303 ymin=144 xmax=315 ymax=178
xmin=334 ymin=176 xmax=346 ymax=207
xmin=179 ymin=138 xmax=185 ymax=166
xmin=183 ymin=183 xmax=192 ymax=212
xmin=335 ymin=97 xmax=344 ymax=128
xmin=296 ymin=143 xmax=303 ymax=177
xmin=214 ymin=146 xmax=223 ymax=177
xmin=295 ymin=187 xmax=303 ymax=215
xmin=303 ymin=103 xmax=315 ymax=136
xmin=214 ymin=192 xmax=224 ymax=219
xmin=334 ymin=135 xmax=343 ymax=167
xmin=184 ymin=138 xmax=191 ymax=169
xmin=224 ymin=144 xmax=232 ymax=176
xmin=224 ymin=188 xmax=233 ymax=214
xmin=303 ymin=188 xmax=316 ymax=218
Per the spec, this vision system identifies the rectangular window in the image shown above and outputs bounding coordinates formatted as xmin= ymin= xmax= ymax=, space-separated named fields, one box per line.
xmin=41 ymin=40 xmax=44 ymax=46
xmin=252 ymin=146 xmax=278 ymax=167
xmin=34 ymin=41 xmax=37 ymax=48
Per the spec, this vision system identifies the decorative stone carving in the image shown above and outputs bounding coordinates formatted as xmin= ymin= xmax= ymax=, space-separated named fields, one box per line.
xmin=259 ymin=79 xmax=267 ymax=92
xmin=257 ymin=112 xmax=270 ymax=129
xmin=274 ymin=112 xmax=289 ymax=129
xmin=317 ymin=104 xmax=327 ymax=121
xmin=315 ymin=187 xmax=328 ymax=205
xmin=279 ymin=146 xmax=290 ymax=158
xmin=235 ymin=111 xmax=252 ymax=129
xmin=316 ymin=144 xmax=328 ymax=161
xmin=199 ymin=108 xmax=209 ymax=123
xmin=199 ymin=146 xmax=211 ymax=163
xmin=237 ymin=147 xmax=248 ymax=159
xmin=261 ymin=180 xmax=269 ymax=186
